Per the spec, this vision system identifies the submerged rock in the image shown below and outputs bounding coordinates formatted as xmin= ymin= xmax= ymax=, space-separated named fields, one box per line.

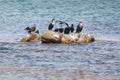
xmin=41 ymin=30 xmax=95 ymax=43
xmin=20 ymin=32 xmax=41 ymax=42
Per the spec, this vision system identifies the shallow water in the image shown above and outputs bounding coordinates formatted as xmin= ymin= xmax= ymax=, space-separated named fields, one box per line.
xmin=0 ymin=0 xmax=120 ymax=79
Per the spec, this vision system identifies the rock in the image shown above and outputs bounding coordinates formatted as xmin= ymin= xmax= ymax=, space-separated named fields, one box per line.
xmin=41 ymin=30 xmax=95 ymax=43
xmin=20 ymin=32 xmax=41 ymax=42
xmin=41 ymin=30 xmax=63 ymax=43
xmin=61 ymin=33 xmax=79 ymax=43
xmin=68 ymin=33 xmax=80 ymax=42
xmin=61 ymin=34 xmax=73 ymax=44
xmin=77 ymin=33 xmax=95 ymax=43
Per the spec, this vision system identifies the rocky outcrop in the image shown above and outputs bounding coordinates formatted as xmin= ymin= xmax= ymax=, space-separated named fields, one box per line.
xmin=61 ymin=33 xmax=79 ymax=43
xmin=41 ymin=30 xmax=95 ymax=43
xmin=20 ymin=32 xmax=41 ymax=42
xmin=41 ymin=30 xmax=63 ymax=43
xmin=76 ymin=33 xmax=95 ymax=43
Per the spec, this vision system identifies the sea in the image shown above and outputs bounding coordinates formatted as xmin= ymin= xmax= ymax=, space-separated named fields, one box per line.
xmin=0 ymin=0 xmax=120 ymax=80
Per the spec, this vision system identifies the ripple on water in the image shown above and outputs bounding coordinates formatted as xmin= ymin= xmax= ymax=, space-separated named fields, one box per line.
xmin=0 ymin=0 xmax=120 ymax=79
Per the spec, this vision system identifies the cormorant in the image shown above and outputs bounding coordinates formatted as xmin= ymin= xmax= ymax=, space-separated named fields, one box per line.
xmin=48 ymin=19 xmax=55 ymax=30
xmin=24 ymin=25 xmax=38 ymax=34
xmin=24 ymin=27 xmax=31 ymax=33
xmin=76 ymin=21 xmax=83 ymax=33
xmin=58 ymin=28 xmax=64 ymax=33
xmin=54 ymin=28 xmax=59 ymax=32
xmin=54 ymin=20 xmax=64 ymax=33
xmin=31 ymin=24 xmax=36 ymax=32
xmin=70 ymin=24 xmax=74 ymax=33
xmin=64 ymin=22 xmax=71 ymax=34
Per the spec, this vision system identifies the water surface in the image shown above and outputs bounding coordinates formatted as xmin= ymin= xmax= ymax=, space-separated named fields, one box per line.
xmin=0 ymin=0 xmax=120 ymax=79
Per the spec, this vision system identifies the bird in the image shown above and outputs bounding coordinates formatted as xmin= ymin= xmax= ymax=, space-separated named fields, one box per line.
xmin=58 ymin=28 xmax=64 ymax=33
xmin=64 ymin=22 xmax=71 ymax=34
xmin=35 ymin=30 xmax=39 ymax=34
xmin=55 ymin=21 xmax=71 ymax=34
xmin=58 ymin=21 xmax=64 ymax=33
xmin=24 ymin=26 xmax=30 ymax=31
xmin=24 ymin=27 xmax=31 ymax=33
xmin=70 ymin=24 xmax=74 ymax=33
xmin=54 ymin=20 xmax=64 ymax=33
xmin=48 ymin=18 xmax=55 ymax=30
xmin=24 ymin=24 xmax=38 ymax=34
xmin=54 ymin=28 xmax=59 ymax=32
xmin=31 ymin=24 xmax=36 ymax=32
xmin=76 ymin=21 xmax=83 ymax=33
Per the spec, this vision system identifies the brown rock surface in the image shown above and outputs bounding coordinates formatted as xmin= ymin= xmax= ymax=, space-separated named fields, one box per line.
xmin=41 ymin=30 xmax=63 ymax=43
xmin=77 ymin=33 xmax=95 ymax=43
xmin=41 ymin=30 xmax=95 ymax=43
xmin=20 ymin=32 xmax=41 ymax=42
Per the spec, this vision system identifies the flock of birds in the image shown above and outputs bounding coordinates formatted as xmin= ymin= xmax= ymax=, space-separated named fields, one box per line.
xmin=48 ymin=19 xmax=83 ymax=34
xmin=24 ymin=19 xmax=83 ymax=34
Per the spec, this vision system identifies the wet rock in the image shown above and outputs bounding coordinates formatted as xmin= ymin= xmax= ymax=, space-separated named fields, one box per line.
xmin=61 ymin=33 xmax=79 ymax=43
xmin=41 ymin=30 xmax=95 ymax=43
xmin=61 ymin=34 xmax=73 ymax=44
xmin=77 ymin=33 xmax=95 ymax=43
xmin=20 ymin=32 xmax=41 ymax=42
xmin=41 ymin=30 xmax=63 ymax=43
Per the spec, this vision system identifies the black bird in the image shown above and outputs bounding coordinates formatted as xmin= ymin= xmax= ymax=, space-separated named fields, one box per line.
xmin=76 ymin=21 xmax=83 ymax=33
xmin=24 ymin=25 xmax=37 ymax=33
xmin=58 ymin=21 xmax=64 ymax=33
xmin=58 ymin=28 xmax=64 ymax=33
xmin=54 ymin=20 xmax=64 ymax=33
xmin=55 ymin=21 xmax=70 ymax=34
xmin=54 ymin=28 xmax=59 ymax=32
xmin=48 ymin=19 xmax=55 ymax=30
xmin=70 ymin=24 xmax=74 ymax=33
xmin=24 ymin=27 xmax=31 ymax=33
xmin=24 ymin=27 xmax=30 ymax=31
xmin=31 ymin=24 xmax=36 ymax=32
xmin=35 ymin=30 xmax=39 ymax=34
xmin=64 ymin=22 xmax=71 ymax=34
xmin=54 ymin=28 xmax=64 ymax=33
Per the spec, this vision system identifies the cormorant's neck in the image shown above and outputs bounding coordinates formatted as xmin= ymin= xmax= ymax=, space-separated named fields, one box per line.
xmin=79 ymin=22 xmax=83 ymax=27
xmin=52 ymin=20 xmax=55 ymax=25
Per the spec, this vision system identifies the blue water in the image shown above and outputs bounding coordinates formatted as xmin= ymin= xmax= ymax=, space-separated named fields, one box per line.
xmin=0 ymin=0 xmax=120 ymax=79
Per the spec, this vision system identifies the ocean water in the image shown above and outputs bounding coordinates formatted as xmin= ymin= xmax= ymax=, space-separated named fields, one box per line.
xmin=0 ymin=0 xmax=120 ymax=79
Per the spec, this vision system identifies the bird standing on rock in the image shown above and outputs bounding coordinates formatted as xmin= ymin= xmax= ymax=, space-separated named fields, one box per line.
xmin=58 ymin=21 xmax=64 ymax=33
xmin=54 ymin=20 xmax=64 ymax=33
xmin=24 ymin=24 xmax=39 ymax=34
xmin=64 ymin=22 xmax=71 ymax=34
xmin=24 ymin=27 xmax=31 ymax=33
xmin=48 ymin=18 xmax=55 ymax=30
xmin=70 ymin=24 xmax=74 ymax=33
xmin=76 ymin=21 xmax=83 ymax=33
xmin=31 ymin=24 xmax=36 ymax=32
